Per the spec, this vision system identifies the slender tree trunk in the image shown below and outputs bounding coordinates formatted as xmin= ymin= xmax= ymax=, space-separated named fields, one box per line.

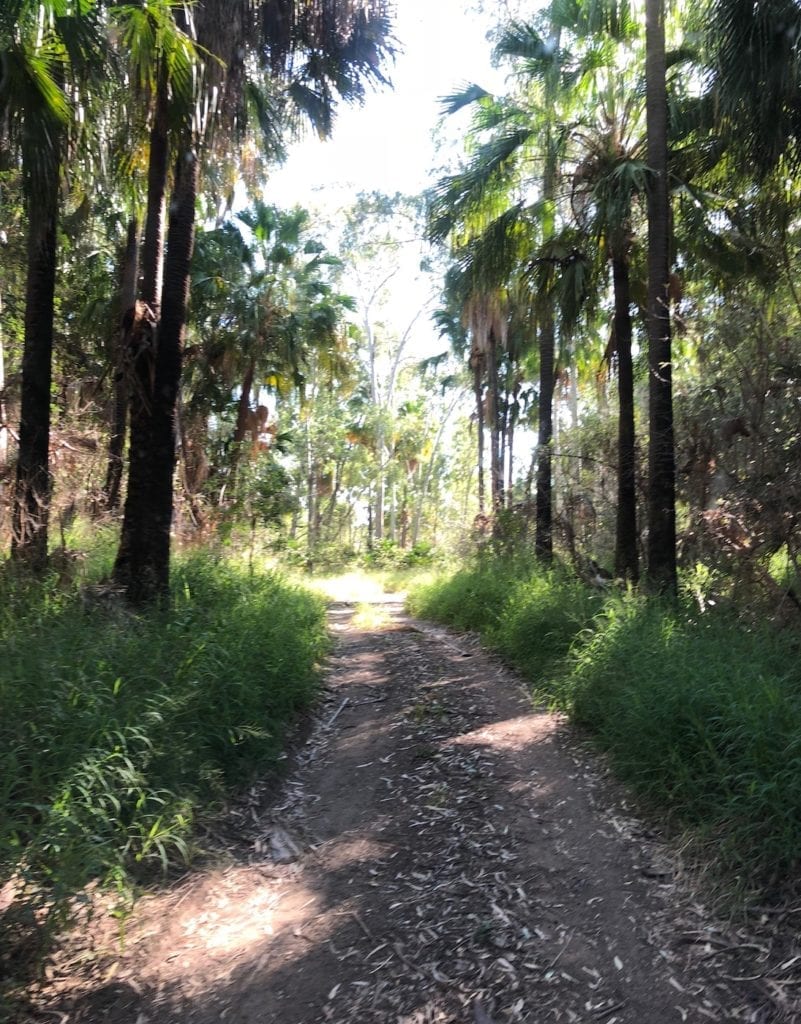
xmin=487 ymin=327 xmax=504 ymax=512
xmin=535 ymin=24 xmax=561 ymax=565
xmin=535 ymin=301 xmax=555 ymax=563
xmin=103 ymin=219 xmax=139 ymax=512
xmin=114 ymin=151 xmax=198 ymax=604
xmin=374 ymin=459 xmax=384 ymax=542
xmin=389 ymin=480 xmax=397 ymax=542
xmin=399 ymin=482 xmax=409 ymax=548
xmin=0 ymin=288 xmax=8 ymax=469
xmin=323 ymin=458 xmax=343 ymax=531
xmin=307 ymin=462 xmax=317 ymax=553
xmin=412 ymin=392 xmax=460 ymax=545
xmin=233 ymin=358 xmax=255 ymax=446
xmin=472 ymin=355 xmax=486 ymax=515
xmin=11 ymin=172 xmax=59 ymax=567
xmin=612 ymin=255 xmax=639 ymax=582
xmin=569 ymin=352 xmax=579 ymax=429
xmin=141 ymin=73 xmax=169 ymax=315
xmin=506 ymin=379 xmax=519 ymax=505
xmin=645 ymin=0 xmax=677 ymax=594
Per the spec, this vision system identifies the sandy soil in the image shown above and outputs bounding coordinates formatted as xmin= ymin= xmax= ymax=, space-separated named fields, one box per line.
xmin=21 ymin=597 xmax=801 ymax=1023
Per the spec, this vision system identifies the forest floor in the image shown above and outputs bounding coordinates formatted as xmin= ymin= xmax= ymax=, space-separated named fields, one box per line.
xmin=19 ymin=588 xmax=801 ymax=1023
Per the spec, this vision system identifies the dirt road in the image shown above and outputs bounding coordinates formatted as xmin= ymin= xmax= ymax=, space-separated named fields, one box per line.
xmin=37 ymin=598 xmax=796 ymax=1023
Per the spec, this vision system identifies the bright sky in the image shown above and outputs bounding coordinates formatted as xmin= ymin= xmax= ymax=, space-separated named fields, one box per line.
xmin=266 ymin=0 xmax=505 ymax=207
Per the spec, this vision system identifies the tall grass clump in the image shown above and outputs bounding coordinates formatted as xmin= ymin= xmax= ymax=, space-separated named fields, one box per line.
xmin=0 ymin=550 xmax=327 ymax=925
xmin=408 ymin=555 xmax=603 ymax=682
xmin=553 ymin=593 xmax=801 ymax=883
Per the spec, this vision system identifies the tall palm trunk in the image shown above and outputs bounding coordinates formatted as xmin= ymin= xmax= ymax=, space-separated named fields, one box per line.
xmin=612 ymin=254 xmax=638 ymax=581
xmin=113 ymin=70 xmax=171 ymax=602
xmin=142 ymin=73 xmax=169 ymax=314
xmin=114 ymin=151 xmax=198 ymax=604
xmin=535 ymin=299 xmax=555 ymax=562
xmin=103 ymin=218 xmax=139 ymax=512
xmin=487 ymin=326 xmax=504 ymax=512
xmin=506 ymin=378 xmax=519 ymax=505
xmin=645 ymin=0 xmax=677 ymax=593
xmin=0 ymin=290 xmax=7 ymax=470
xmin=233 ymin=358 xmax=256 ymax=447
xmin=11 ymin=168 xmax=59 ymax=567
xmin=472 ymin=353 xmax=486 ymax=515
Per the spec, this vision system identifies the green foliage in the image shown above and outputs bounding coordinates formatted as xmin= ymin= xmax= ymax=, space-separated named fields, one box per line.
xmin=0 ymin=550 xmax=327 ymax=920
xmin=410 ymin=556 xmax=801 ymax=887
xmin=556 ymin=594 xmax=801 ymax=883
xmin=408 ymin=555 xmax=602 ymax=681
xmin=363 ymin=539 xmax=438 ymax=571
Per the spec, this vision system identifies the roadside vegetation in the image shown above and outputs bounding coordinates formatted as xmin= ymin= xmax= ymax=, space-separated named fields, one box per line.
xmin=409 ymin=558 xmax=801 ymax=890
xmin=0 ymin=540 xmax=327 ymax=947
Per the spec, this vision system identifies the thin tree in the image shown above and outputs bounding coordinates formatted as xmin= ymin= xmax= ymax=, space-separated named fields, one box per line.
xmin=645 ymin=0 xmax=677 ymax=593
xmin=1 ymin=0 xmax=105 ymax=566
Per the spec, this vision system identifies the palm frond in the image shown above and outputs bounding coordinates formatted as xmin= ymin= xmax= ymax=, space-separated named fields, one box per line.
xmin=428 ymin=127 xmax=534 ymax=241
xmin=439 ymin=82 xmax=491 ymax=116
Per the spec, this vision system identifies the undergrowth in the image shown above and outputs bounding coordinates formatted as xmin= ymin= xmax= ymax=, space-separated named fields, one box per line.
xmin=0 ymin=546 xmax=327 ymax=933
xmin=409 ymin=556 xmax=801 ymax=890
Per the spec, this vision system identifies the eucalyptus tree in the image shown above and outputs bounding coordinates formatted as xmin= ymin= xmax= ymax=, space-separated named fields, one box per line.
xmin=113 ymin=0 xmax=395 ymax=604
xmin=1 ymin=0 xmax=107 ymax=566
xmin=337 ymin=191 xmax=431 ymax=543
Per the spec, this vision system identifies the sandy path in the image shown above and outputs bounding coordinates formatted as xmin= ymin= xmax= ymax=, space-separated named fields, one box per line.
xmin=36 ymin=599 xmax=795 ymax=1023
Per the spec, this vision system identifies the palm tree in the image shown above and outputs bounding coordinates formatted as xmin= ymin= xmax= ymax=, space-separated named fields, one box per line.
xmin=113 ymin=0 xmax=395 ymax=604
xmin=645 ymin=0 xmax=677 ymax=593
xmin=102 ymin=217 xmax=139 ymax=512
xmin=708 ymin=0 xmax=801 ymax=179
xmin=429 ymin=15 xmax=574 ymax=559
xmin=1 ymin=0 xmax=105 ymax=566
xmin=567 ymin=32 xmax=648 ymax=582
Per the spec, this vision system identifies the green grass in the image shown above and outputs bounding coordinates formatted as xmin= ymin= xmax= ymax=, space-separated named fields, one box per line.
xmin=559 ymin=594 xmax=801 ymax=883
xmin=409 ymin=557 xmax=801 ymax=889
xmin=407 ymin=555 xmax=604 ymax=682
xmin=0 ymin=547 xmax=327 ymax=921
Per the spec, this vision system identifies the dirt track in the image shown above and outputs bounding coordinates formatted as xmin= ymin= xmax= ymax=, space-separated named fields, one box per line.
xmin=33 ymin=597 xmax=798 ymax=1023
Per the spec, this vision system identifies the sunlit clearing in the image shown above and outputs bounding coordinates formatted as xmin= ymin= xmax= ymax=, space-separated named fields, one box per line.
xmin=306 ymin=571 xmax=399 ymax=604
xmin=351 ymin=602 xmax=393 ymax=630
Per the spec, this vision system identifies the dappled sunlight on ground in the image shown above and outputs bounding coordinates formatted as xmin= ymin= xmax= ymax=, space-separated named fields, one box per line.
xmin=125 ymin=868 xmax=326 ymax=975
xmin=447 ymin=711 xmax=559 ymax=754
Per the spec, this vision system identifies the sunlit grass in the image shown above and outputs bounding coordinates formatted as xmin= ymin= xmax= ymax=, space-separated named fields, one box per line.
xmin=351 ymin=601 xmax=393 ymax=630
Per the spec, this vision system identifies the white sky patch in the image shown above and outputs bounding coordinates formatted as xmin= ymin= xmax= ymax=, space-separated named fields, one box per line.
xmin=265 ymin=0 xmax=506 ymax=206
